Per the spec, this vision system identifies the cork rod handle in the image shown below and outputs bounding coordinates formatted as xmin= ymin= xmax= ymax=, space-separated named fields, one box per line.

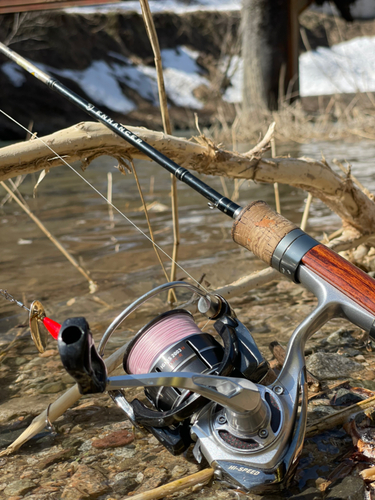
xmin=231 ymin=201 xmax=298 ymax=265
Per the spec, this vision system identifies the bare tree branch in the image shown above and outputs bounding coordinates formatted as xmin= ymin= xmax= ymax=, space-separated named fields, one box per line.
xmin=1 ymin=121 xmax=375 ymax=242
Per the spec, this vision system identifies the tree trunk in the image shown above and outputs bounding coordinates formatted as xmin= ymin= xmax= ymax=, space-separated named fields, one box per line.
xmin=242 ymin=0 xmax=311 ymax=112
xmin=242 ymin=0 xmax=289 ymax=111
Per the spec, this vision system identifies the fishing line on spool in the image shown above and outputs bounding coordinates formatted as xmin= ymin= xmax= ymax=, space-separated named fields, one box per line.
xmin=126 ymin=311 xmax=204 ymax=374
xmin=122 ymin=308 xmax=226 ymax=413
xmin=0 ymin=108 xmax=209 ymax=294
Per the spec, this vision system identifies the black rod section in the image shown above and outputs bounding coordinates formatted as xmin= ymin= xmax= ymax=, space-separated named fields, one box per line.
xmin=0 ymin=42 xmax=242 ymax=219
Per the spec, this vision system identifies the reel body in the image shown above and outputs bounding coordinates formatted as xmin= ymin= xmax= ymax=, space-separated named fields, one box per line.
xmin=116 ymin=287 xmax=271 ymax=456
xmin=57 ymin=282 xmax=290 ymax=491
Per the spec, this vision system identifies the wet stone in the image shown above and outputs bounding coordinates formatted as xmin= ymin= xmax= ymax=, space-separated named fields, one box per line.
xmin=111 ymin=471 xmax=139 ymax=496
xmin=306 ymin=352 xmax=362 ymax=380
xmin=61 ymin=464 xmax=110 ymax=499
xmin=336 ymin=347 xmax=361 ymax=357
xmin=329 ymin=388 xmax=364 ymax=407
xmin=308 ymin=406 xmax=337 ymax=420
xmin=37 ymin=447 xmax=78 ymax=469
xmin=171 ymin=464 xmax=188 ymax=478
xmin=3 ymin=479 xmax=37 ymax=497
xmin=353 ymin=379 xmax=375 ymax=391
xmin=326 ymin=474 xmax=364 ymax=500
xmin=326 ymin=328 xmax=356 ymax=346
xmin=38 ymin=381 xmax=66 ymax=394
xmin=14 ymin=356 xmax=27 ymax=366
xmin=133 ymin=466 xmax=169 ymax=494
xmin=92 ymin=428 xmax=134 ymax=449
xmin=61 ymin=372 xmax=75 ymax=385
xmin=289 ymin=486 xmax=322 ymax=499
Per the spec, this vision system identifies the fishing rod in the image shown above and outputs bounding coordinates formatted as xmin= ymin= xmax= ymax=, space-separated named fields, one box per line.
xmin=0 ymin=42 xmax=240 ymax=219
xmin=2 ymin=42 xmax=375 ymax=493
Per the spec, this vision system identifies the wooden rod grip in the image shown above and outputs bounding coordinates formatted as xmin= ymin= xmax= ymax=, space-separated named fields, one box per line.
xmin=231 ymin=201 xmax=298 ymax=265
xmin=302 ymin=244 xmax=375 ymax=316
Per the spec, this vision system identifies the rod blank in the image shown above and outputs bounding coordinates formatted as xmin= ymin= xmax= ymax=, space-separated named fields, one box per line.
xmin=0 ymin=41 xmax=242 ymax=219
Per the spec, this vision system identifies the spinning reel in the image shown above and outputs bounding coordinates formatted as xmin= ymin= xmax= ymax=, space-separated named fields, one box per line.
xmin=57 ymin=281 xmax=302 ymax=493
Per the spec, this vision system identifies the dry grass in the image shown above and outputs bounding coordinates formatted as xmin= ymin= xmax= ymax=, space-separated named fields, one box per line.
xmin=206 ymin=91 xmax=375 ymax=146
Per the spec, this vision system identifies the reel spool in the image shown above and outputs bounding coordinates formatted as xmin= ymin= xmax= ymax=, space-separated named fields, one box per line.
xmin=123 ymin=309 xmax=224 ymax=412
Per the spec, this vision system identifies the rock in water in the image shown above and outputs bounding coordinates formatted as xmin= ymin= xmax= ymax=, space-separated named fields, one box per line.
xmin=306 ymin=352 xmax=362 ymax=380
xmin=92 ymin=429 xmax=134 ymax=449
xmin=326 ymin=475 xmax=364 ymax=500
xmin=326 ymin=328 xmax=355 ymax=345
xmin=4 ymin=479 xmax=36 ymax=497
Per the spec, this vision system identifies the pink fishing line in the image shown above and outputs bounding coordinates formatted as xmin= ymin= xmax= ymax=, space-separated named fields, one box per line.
xmin=126 ymin=313 xmax=202 ymax=374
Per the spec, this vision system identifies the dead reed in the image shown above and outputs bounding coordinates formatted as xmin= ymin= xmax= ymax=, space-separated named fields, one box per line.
xmin=207 ymin=91 xmax=375 ymax=146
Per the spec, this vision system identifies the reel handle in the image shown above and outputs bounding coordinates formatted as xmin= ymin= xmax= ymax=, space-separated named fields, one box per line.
xmin=107 ymin=373 xmax=263 ymax=414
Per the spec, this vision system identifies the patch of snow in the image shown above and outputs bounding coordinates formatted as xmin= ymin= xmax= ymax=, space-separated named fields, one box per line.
xmin=107 ymin=46 xmax=207 ymax=107
xmin=161 ymin=47 xmax=202 ymax=74
xmin=112 ymin=63 xmax=158 ymax=105
xmin=222 ymin=36 xmax=375 ymax=101
xmin=162 ymin=67 xmax=209 ymax=108
xmin=38 ymin=60 xmax=136 ymax=113
xmin=2 ymin=62 xmax=26 ymax=87
xmin=64 ymin=0 xmax=240 ymax=15
xmin=300 ymin=36 xmax=375 ymax=96
xmin=134 ymin=62 xmax=209 ymax=109
xmin=221 ymin=55 xmax=242 ymax=103
xmin=29 ymin=45 xmax=209 ymax=112
xmin=7 ymin=33 xmax=375 ymax=111
xmin=160 ymin=47 xmax=209 ymax=108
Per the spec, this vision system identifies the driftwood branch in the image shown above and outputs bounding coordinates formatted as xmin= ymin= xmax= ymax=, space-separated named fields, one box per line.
xmin=305 ymin=394 xmax=375 ymax=438
xmin=129 ymin=469 xmax=214 ymax=500
xmin=1 ymin=121 xmax=375 ymax=246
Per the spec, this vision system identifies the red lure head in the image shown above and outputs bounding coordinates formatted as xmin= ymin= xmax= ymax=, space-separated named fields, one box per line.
xmin=42 ymin=317 xmax=61 ymax=340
